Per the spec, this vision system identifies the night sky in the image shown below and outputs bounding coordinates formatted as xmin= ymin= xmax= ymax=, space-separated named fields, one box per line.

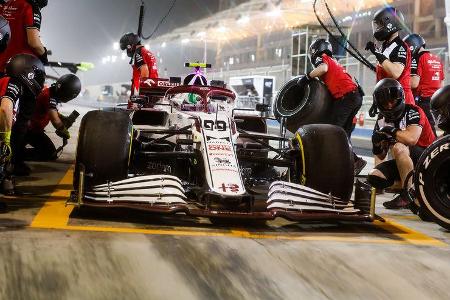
xmin=41 ymin=0 xmax=222 ymax=62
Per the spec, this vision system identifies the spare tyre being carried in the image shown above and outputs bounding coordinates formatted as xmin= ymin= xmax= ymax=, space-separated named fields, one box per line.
xmin=414 ymin=135 xmax=450 ymax=229
xmin=274 ymin=76 xmax=334 ymax=133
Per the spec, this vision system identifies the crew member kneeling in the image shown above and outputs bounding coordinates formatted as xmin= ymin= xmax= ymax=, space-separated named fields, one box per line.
xmin=14 ymin=74 xmax=81 ymax=175
xmin=368 ymin=78 xmax=435 ymax=209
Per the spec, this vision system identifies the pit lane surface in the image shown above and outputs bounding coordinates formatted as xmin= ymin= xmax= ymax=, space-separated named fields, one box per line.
xmin=2 ymin=101 xmax=450 ymax=299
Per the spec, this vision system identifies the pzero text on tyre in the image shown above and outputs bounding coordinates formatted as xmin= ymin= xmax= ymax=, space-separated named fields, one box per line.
xmin=414 ymin=135 xmax=450 ymax=230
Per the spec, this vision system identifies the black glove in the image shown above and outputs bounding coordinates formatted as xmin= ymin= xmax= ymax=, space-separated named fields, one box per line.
xmin=55 ymin=126 xmax=70 ymax=140
xmin=369 ymin=102 xmax=378 ymax=118
xmin=38 ymin=47 xmax=49 ymax=65
xmin=372 ymin=131 xmax=392 ymax=145
xmin=379 ymin=126 xmax=399 ymax=139
xmin=365 ymin=41 xmax=387 ymax=64
xmin=58 ymin=113 xmax=70 ymax=128
xmin=297 ymin=74 xmax=311 ymax=86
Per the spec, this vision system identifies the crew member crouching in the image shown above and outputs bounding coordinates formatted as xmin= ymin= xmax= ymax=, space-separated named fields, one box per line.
xmin=0 ymin=53 xmax=45 ymax=194
xmin=13 ymin=74 xmax=81 ymax=176
xmin=368 ymin=78 xmax=435 ymax=209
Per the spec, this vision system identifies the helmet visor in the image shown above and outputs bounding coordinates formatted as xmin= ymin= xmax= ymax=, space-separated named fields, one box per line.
xmin=374 ymin=86 xmax=404 ymax=110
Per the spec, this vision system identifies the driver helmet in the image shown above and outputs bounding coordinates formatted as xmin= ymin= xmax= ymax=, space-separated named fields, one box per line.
xmin=309 ymin=38 xmax=333 ymax=63
xmin=431 ymin=85 xmax=450 ymax=133
xmin=120 ymin=32 xmax=141 ymax=58
xmin=372 ymin=6 xmax=405 ymax=41
xmin=373 ymin=78 xmax=406 ymax=122
xmin=52 ymin=74 xmax=82 ymax=103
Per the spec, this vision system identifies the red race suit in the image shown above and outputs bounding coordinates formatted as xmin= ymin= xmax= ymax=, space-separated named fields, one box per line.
xmin=0 ymin=0 xmax=41 ymax=71
xmin=131 ymin=46 xmax=159 ymax=95
xmin=411 ymin=51 xmax=445 ymax=98
xmin=374 ymin=104 xmax=435 ymax=148
xmin=376 ymin=36 xmax=414 ymax=105
xmin=312 ymin=53 xmax=357 ymax=99
xmin=29 ymin=87 xmax=57 ymax=131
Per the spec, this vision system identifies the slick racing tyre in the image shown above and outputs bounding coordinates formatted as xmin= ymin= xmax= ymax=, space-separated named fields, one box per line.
xmin=274 ymin=76 xmax=333 ymax=133
xmin=74 ymin=111 xmax=132 ymax=189
xmin=414 ymin=136 xmax=450 ymax=230
xmin=291 ymin=124 xmax=354 ymax=203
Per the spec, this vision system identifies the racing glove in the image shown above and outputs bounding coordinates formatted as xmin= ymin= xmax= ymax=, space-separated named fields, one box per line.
xmin=365 ymin=42 xmax=387 ymax=64
xmin=297 ymin=74 xmax=311 ymax=86
xmin=379 ymin=126 xmax=399 ymax=139
xmin=0 ymin=131 xmax=12 ymax=164
xmin=55 ymin=126 xmax=70 ymax=140
xmin=39 ymin=47 xmax=49 ymax=65
xmin=372 ymin=130 xmax=392 ymax=145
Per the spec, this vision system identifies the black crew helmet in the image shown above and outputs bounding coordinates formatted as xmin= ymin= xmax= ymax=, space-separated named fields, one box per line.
xmin=120 ymin=32 xmax=141 ymax=58
xmin=0 ymin=16 xmax=10 ymax=53
xmin=27 ymin=0 xmax=48 ymax=9
xmin=403 ymin=34 xmax=426 ymax=56
xmin=431 ymin=85 xmax=450 ymax=133
xmin=5 ymin=54 xmax=45 ymax=96
xmin=373 ymin=78 xmax=406 ymax=122
xmin=52 ymin=74 xmax=81 ymax=103
xmin=309 ymin=38 xmax=333 ymax=63
xmin=372 ymin=6 xmax=404 ymax=41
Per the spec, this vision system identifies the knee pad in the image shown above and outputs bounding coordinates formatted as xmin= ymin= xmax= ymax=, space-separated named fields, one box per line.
xmin=367 ymin=174 xmax=394 ymax=189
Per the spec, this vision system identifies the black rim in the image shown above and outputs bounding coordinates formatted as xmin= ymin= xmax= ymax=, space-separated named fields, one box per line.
xmin=278 ymin=84 xmax=310 ymax=116
xmin=432 ymin=159 xmax=450 ymax=209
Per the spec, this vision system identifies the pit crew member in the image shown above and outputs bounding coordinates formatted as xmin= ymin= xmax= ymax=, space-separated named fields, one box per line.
xmin=0 ymin=0 xmax=49 ymax=70
xmin=431 ymin=85 xmax=450 ymax=137
xmin=0 ymin=53 xmax=45 ymax=195
xmin=404 ymin=33 xmax=445 ymax=134
xmin=365 ymin=6 xmax=415 ymax=105
xmin=119 ymin=32 xmax=158 ymax=95
xmin=13 ymin=74 xmax=81 ymax=176
xmin=367 ymin=79 xmax=435 ymax=209
xmin=298 ymin=38 xmax=366 ymax=175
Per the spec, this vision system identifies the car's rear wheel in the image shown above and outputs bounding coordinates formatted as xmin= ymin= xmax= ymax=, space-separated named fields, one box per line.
xmin=290 ymin=124 xmax=354 ymax=203
xmin=74 ymin=110 xmax=132 ymax=190
xmin=414 ymin=136 xmax=450 ymax=230
xmin=274 ymin=77 xmax=333 ymax=133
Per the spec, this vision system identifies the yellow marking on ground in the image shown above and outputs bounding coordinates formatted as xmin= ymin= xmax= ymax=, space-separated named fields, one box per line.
xmin=29 ymin=169 xmax=447 ymax=247
xmin=30 ymin=168 xmax=75 ymax=228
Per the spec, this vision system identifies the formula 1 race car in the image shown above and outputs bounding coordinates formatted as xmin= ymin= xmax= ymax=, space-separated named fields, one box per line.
xmin=68 ymin=65 xmax=375 ymax=223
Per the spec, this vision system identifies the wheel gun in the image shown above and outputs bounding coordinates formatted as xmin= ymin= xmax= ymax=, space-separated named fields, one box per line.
xmin=55 ymin=110 xmax=80 ymax=156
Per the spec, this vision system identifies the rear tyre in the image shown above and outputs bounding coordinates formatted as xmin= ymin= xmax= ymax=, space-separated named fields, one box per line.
xmin=291 ymin=124 xmax=354 ymax=203
xmin=414 ymin=136 xmax=450 ymax=230
xmin=74 ymin=110 xmax=132 ymax=190
xmin=274 ymin=77 xmax=333 ymax=133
